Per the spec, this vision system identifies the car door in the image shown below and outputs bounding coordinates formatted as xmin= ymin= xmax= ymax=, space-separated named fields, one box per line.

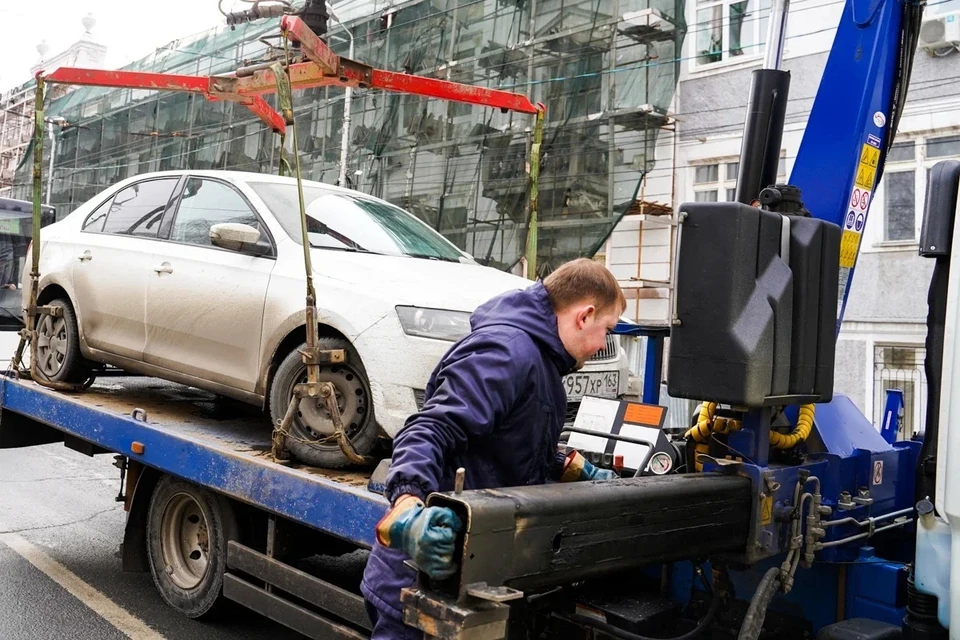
xmin=71 ymin=177 xmax=181 ymax=361
xmin=144 ymin=176 xmax=275 ymax=393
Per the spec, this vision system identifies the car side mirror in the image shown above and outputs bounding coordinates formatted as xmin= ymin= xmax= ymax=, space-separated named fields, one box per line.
xmin=210 ymin=223 xmax=261 ymax=252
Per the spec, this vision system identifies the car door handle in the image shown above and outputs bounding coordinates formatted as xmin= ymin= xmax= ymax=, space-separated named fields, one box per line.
xmin=78 ymin=251 xmax=92 ymax=262
xmin=153 ymin=263 xmax=173 ymax=274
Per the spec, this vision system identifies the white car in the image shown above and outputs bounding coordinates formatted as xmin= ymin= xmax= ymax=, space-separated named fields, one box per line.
xmin=26 ymin=170 xmax=628 ymax=467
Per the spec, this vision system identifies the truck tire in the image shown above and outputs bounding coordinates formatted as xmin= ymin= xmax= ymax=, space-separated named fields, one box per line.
xmin=34 ymin=298 xmax=91 ymax=383
xmin=269 ymin=338 xmax=378 ymax=469
xmin=146 ymin=475 xmax=238 ymax=619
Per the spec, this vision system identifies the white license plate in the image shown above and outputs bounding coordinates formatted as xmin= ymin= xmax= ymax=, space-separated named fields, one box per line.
xmin=563 ymin=371 xmax=620 ymax=401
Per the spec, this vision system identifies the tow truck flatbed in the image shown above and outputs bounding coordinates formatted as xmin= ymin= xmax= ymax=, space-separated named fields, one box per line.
xmin=0 ymin=374 xmax=387 ymax=548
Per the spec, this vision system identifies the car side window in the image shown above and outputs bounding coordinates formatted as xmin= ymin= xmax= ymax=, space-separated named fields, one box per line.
xmin=170 ymin=178 xmax=268 ymax=251
xmin=99 ymin=179 xmax=178 ymax=238
xmin=82 ymin=197 xmax=114 ymax=233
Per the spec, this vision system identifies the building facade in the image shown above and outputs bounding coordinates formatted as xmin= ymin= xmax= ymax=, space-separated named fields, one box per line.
xmin=0 ymin=14 xmax=106 ymax=196
xmin=611 ymin=0 xmax=960 ymax=435
xmin=9 ymin=0 xmax=684 ymax=278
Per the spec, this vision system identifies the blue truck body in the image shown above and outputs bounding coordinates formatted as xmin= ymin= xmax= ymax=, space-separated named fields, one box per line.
xmin=0 ymin=373 xmax=388 ymax=548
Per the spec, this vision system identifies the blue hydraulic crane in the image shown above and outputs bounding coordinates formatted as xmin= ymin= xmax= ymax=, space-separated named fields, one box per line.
xmin=402 ymin=0 xmax=956 ymax=638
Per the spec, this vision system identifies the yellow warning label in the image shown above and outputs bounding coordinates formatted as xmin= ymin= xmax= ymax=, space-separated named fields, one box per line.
xmin=853 ymin=143 xmax=881 ymax=189
xmin=855 ymin=163 xmax=876 ymax=190
xmin=860 ymin=143 xmax=880 ymax=168
xmin=760 ymin=496 xmax=774 ymax=526
xmin=840 ymin=229 xmax=862 ymax=268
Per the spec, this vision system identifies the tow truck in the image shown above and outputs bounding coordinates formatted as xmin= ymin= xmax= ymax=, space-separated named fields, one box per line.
xmin=0 ymin=0 xmax=954 ymax=637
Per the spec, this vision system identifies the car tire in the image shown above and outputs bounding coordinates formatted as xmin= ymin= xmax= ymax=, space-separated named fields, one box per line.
xmin=269 ymin=338 xmax=378 ymax=469
xmin=34 ymin=298 xmax=92 ymax=384
xmin=146 ymin=475 xmax=238 ymax=619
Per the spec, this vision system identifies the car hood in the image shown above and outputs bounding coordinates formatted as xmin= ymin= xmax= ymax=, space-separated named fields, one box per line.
xmin=313 ymin=250 xmax=533 ymax=311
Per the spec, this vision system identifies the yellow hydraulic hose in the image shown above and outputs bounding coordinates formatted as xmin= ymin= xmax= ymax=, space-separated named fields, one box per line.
xmin=686 ymin=402 xmax=726 ymax=472
xmin=769 ymin=404 xmax=815 ymax=449
xmin=685 ymin=402 xmax=718 ymax=443
xmin=684 ymin=402 xmax=814 ymax=470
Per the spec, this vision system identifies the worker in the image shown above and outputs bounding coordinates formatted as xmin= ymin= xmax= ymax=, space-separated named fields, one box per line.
xmin=360 ymin=257 xmax=628 ymax=639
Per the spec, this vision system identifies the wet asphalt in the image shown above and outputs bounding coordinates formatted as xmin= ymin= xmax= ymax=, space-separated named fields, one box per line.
xmin=0 ymin=443 xmax=308 ymax=640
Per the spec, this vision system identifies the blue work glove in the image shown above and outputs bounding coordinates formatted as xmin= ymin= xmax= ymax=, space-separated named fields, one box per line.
xmin=559 ymin=450 xmax=619 ymax=482
xmin=375 ymin=495 xmax=463 ymax=579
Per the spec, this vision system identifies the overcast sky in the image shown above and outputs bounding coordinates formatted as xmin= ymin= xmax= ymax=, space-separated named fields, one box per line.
xmin=0 ymin=0 xmax=245 ymax=92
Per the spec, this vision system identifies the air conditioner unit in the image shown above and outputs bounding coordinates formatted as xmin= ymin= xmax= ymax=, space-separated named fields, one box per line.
xmin=919 ymin=10 xmax=960 ymax=51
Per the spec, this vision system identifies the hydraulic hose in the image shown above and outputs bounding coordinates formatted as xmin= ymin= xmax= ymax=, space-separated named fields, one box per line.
xmin=686 ymin=402 xmax=744 ymax=471
xmin=685 ymin=402 xmax=716 ymax=472
xmin=686 ymin=402 xmax=813 ymax=470
xmin=685 ymin=402 xmax=716 ymax=442
xmin=737 ymin=567 xmax=782 ymax=640
xmin=769 ymin=404 xmax=815 ymax=449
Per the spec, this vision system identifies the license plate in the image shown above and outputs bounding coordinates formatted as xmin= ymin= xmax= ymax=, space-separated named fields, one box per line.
xmin=563 ymin=371 xmax=620 ymax=401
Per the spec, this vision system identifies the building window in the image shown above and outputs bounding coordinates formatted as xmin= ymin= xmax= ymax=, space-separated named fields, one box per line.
xmin=874 ymin=344 xmax=927 ymax=440
xmin=875 ymin=135 xmax=960 ymax=247
xmin=691 ymin=157 xmax=785 ymax=203
xmin=884 ymin=172 xmax=915 ymax=241
xmin=887 ymin=140 xmax=916 ymax=163
xmin=695 ymin=0 xmax=771 ymax=66
xmin=545 ymin=52 xmax=603 ymax=123
xmin=927 ymin=134 xmax=960 ymax=159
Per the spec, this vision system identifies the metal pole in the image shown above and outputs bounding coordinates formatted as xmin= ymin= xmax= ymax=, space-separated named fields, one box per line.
xmin=525 ymin=108 xmax=544 ymax=280
xmin=31 ymin=77 xmax=44 ymax=299
xmin=763 ymin=0 xmax=790 ymax=71
xmin=337 ymin=31 xmax=354 ymax=188
xmin=45 ymin=119 xmax=57 ymax=205
xmin=642 ymin=334 xmax=664 ymax=405
xmin=326 ymin=2 xmax=355 ymax=189
xmin=26 ymin=76 xmax=44 ymax=380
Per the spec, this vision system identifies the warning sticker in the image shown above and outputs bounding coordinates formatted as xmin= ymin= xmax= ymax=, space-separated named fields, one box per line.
xmin=760 ymin=496 xmax=773 ymax=525
xmin=873 ymin=460 xmax=884 ymax=485
xmin=860 ymin=144 xmax=880 ymax=168
xmin=855 ymin=164 xmax=876 ymax=190
xmin=840 ymin=229 xmax=862 ymax=268
xmin=838 ymin=141 xmax=878 ymax=270
xmin=837 ymin=137 xmax=883 ymax=319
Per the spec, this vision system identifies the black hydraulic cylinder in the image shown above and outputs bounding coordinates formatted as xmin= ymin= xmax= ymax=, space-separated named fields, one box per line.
xmin=299 ymin=0 xmax=329 ymax=36
xmin=735 ymin=69 xmax=791 ymax=205
xmin=425 ymin=474 xmax=752 ymax=600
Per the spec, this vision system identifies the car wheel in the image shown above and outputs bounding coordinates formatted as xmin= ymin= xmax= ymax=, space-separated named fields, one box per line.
xmin=146 ymin=475 xmax=237 ymax=619
xmin=34 ymin=298 xmax=92 ymax=383
xmin=269 ymin=338 xmax=378 ymax=469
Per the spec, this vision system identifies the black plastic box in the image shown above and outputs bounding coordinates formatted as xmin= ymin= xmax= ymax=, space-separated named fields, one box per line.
xmin=666 ymin=202 xmax=840 ymax=407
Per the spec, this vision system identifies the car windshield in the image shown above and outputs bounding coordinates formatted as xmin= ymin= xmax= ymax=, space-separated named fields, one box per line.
xmin=248 ymin=182 xmax=468 ymax=263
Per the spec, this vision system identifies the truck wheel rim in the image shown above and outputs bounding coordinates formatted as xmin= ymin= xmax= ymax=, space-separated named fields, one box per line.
xmin=36 ymin=313 xmax=67 ymax=377
xmin=159 ymin=493 xmax=210 ymax=590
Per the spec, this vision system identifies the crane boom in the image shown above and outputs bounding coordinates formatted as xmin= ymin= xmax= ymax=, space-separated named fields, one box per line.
xmin=789 ymin=0 xmax=923 ymax=332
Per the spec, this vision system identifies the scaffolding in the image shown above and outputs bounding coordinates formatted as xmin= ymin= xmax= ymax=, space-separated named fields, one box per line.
xmin=12 ymin=0 xmax=685 ymax=276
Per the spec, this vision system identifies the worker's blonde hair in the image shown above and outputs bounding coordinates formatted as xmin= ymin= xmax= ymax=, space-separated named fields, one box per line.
xmin=543 ymin=258 xmax=626 ymax=316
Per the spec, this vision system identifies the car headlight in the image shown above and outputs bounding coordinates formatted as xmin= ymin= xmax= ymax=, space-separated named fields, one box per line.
xmin=396 ymin=306 xmax=471 ymax=342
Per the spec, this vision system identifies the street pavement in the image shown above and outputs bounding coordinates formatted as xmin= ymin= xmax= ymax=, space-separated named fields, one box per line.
xmin=0 ymin=443 xmax=308 ymax=639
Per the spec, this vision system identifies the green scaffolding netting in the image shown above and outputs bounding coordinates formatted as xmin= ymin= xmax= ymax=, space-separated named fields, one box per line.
xmin=13 ymin=0 xmax=685 ymax=276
